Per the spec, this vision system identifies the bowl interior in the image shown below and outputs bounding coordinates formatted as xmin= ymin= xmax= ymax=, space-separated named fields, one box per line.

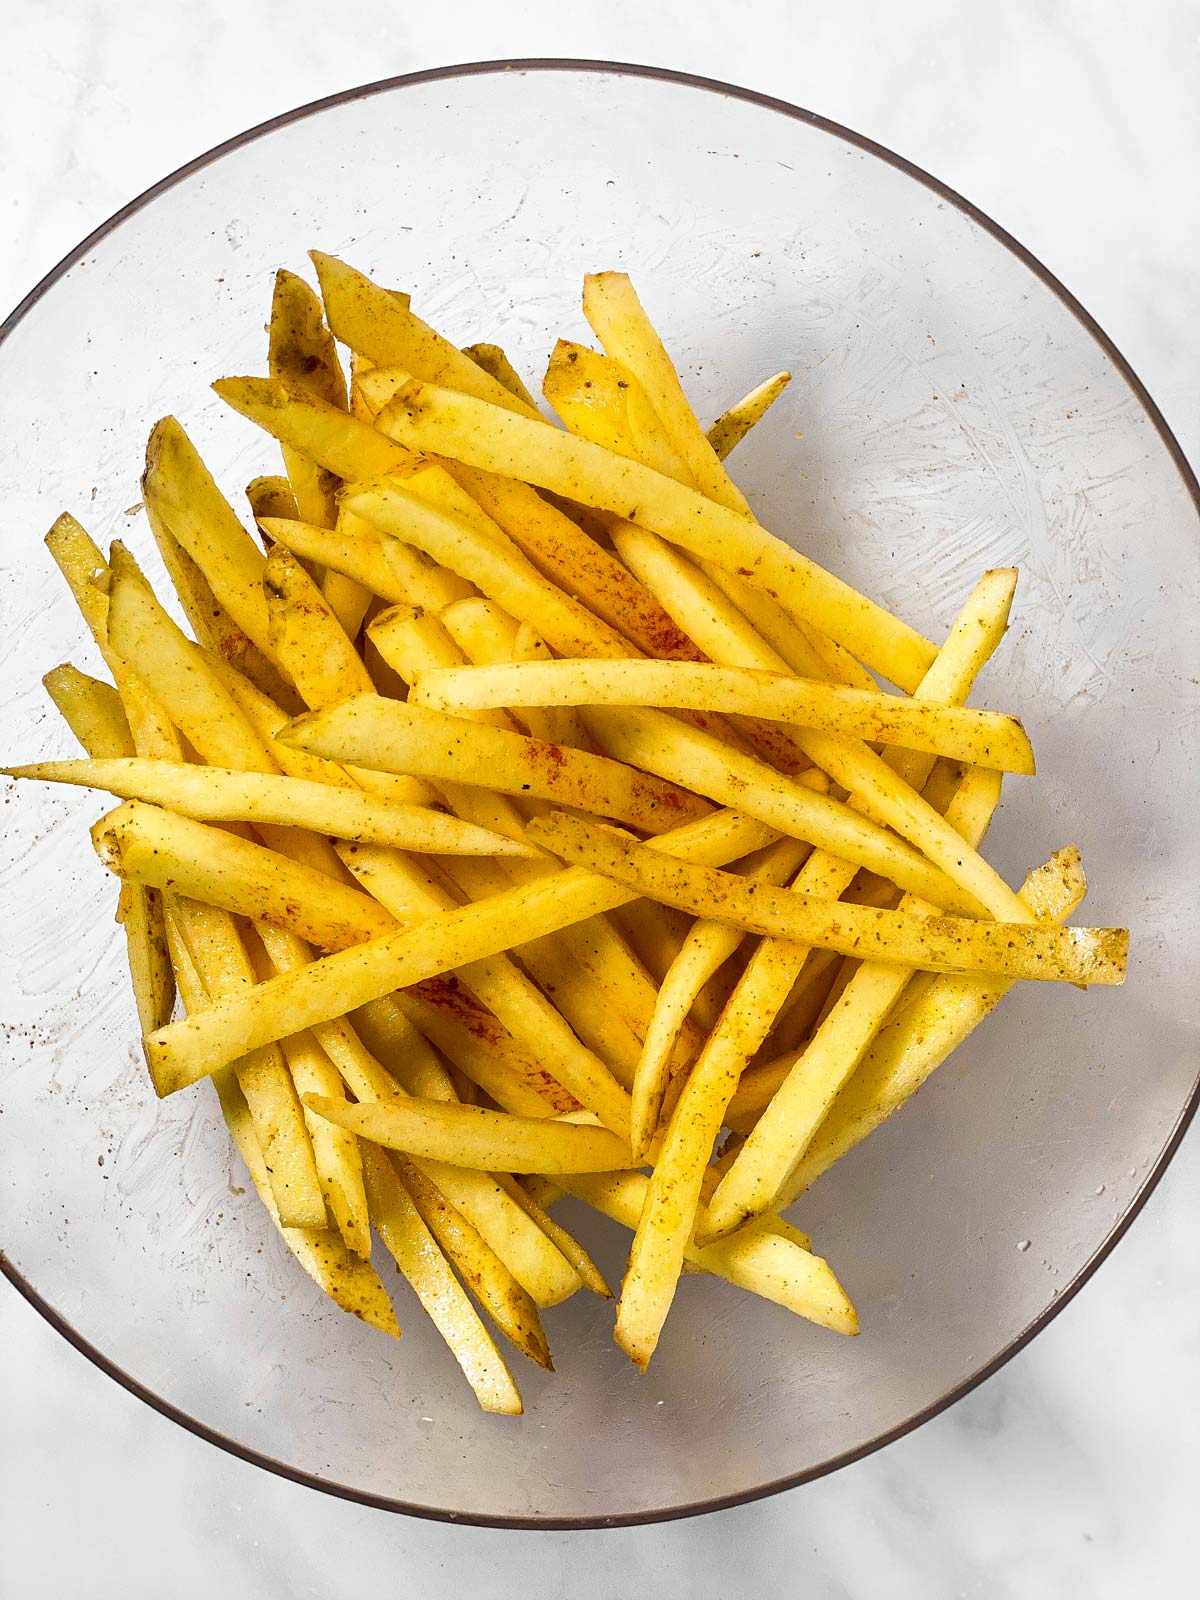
xmin=1 ymin=64 xmax=1197 ymax=1526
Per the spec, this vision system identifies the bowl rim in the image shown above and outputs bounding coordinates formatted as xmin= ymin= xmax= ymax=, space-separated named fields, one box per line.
xmin=2 ymin=56 xmax=1197 ymax=1532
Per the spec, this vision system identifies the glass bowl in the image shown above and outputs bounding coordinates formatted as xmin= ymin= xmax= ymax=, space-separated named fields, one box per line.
xmin=1 ymin=62 xmax=1197 ymax=1529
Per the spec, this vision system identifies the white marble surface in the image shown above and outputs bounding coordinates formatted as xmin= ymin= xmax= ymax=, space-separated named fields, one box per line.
xmin=2 ymin=1 xmax=1198 ymax=1593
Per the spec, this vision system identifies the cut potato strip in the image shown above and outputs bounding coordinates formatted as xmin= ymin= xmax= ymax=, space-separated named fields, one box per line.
xmin=4 ymin=758 xmax=538 ymax=857
xmin=281 ymin=693 xmax=708 ymax=834
xmin=707 ymin=371 xmax=793 ymax=460
xmin=214 ymin=377 xmax=412 ymax=482
xmin=463 ymin=343 xmax=540 ymax=411
xmin=780 ymin=846 xmax=1089 ymax=1205
xmin=306 ymin=1096 xmax=637 ymax=1175
xmin=42 ymin=664 xmax=134 ymax=761
xmin=525 ymin=813 xmax=1126 ymax=986
xmin=412 ymin=659 xmax=1035 ymax=774
xmin=703 ymin=766 xmax=1006 ymax=1238
xmin=143 ymin=808 xmax=776 ymax=1091
xmin=92 ymin=801 xmax=394 ymax=953
xmin=360 ymin=1143 xmax=521 ymax=1413
xmin=375 ymin=378 xmax=937 ymax=689
xmin=260 ymin=516 xmax=411 ymax=604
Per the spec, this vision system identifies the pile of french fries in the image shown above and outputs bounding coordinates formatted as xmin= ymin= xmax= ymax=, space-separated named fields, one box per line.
xmin=6 ymin=258 xmax=1128 ymax=1413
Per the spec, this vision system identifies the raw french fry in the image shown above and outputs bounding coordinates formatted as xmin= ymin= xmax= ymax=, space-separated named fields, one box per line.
xmin=707 ymin=371 xmax=792 ymax=459
xmin=173 ymin=897 xmax=327 ymax=1233
xmin=44 ymin=517 xmax=182 ymax=759
xmin=42 ymin=665 xmax=133 ymax=760
xmin=214 ymin=377 xmax=412 ymax=482
xmin=116 ymin=880 xmax=175 ymax=1037
xmin=366 ymin=513 xmax=478 ymax=611
xmin=142 ymin=418 xmax=281 ymax=665
xmin=268 ymin=267 xmax=348 ymax=530
xmin=207 ymin=654 xmax=436 ymax=807
xmin=305 ymin=1094 xmax=637 ymax=1174
xmin=263 ymin=543 xmax=375 ymax=706
xmin=526 ymin=814 xmax=1127 ymax=986
xmin=544 ymin=340 xmax=689 ymax=478
xmin=780 ymin=846 xmax=1090 ymax=1205
xmin=260 ymin=517 xmax=411 ymax=605
xmin=92 ymin=801 xmax=394 ymax=953
xmin=3 ymin=758 xmax=538 ymax=857
xmin=143 ymin=489 xmax=300 ymax=713
xmin=631 ymin=836 xmax=810 ymax=1160
xmin=218 ymin=1073 xmax=399 ymax=1337
xmin=246 ymin=475 xmax=299 ymax=523
xmin=463 ymin=343 xmax=540 ymax=411
xmin=281 ymin=694 xmax=709 ymax=833
xmin=436 ymin=460 xmax=700 ymax=659
xmin=412 ymin=659 xmax=1036 ymax=775
xmin=272 ymin=1024 xmax=371 ymax=1259
xmin=395 ymin=988 xmax=577 ymax=1118
xmin=338 ymin=841 xmax=633 ymax=1137
xmin=497 ymin=1176 xmax=612 ymax=1298
xmin=375 ymin=378 xmax=937 ymax=690
xmin=393 ymin=1152 xmax=552 ymax=1370
xmin=582 ymin=270 xmax=751 ymax=514
xmin=360 ymin=1143 xmax=521 ymax=1414
xmin=605 ymin=529 xmax=1033 ymax=920
xmin=584 ymin=707 xmax=977 ymax=910
xmin=344 ymin=469 xmax=638 ymax=661
xmin=311 ymin=251 xmax=537 ymax=416
xmin=703 ymin=766 xmax=1006 ymax=1238
xmin=143 ymin=807 xmax=778 ymax=1092
xmin=559 ymin=1174 xmax=855 ymax=1335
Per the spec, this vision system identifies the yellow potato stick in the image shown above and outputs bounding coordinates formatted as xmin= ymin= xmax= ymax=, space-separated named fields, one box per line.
xmin=116 ymin=881 xmax=175 ymax=1036
xmin=359 ymin=1144 xmax=522 ymax=1414
xmin=142 ymin=418 xmax=280 ymax=664
xmin=218 ymin=1074 xmax=399 ymax=1337
xmin=631 ymin=836 xmax=811 ymax=1160
xmin=43 ymin=664 xmax=134 ymax=759
xmin=706 ymin=371 xmax=793 ymax=460
xmin=207 ymin=655 xmax=436 ymax=807
xmin=442 ymin=461 xmax=701 ymax=659
xmin=543 ymin=340 xmax=690 ymax=478
xmin=214 ymin=376 xmax=412 ymax=482
xmin=375 ymin=378 xmax=937 ymax=689
xmin=393 ymin=1152 xmax=553 ymax=1369
xmin=268 ymin=267 xmax=348 ymax=531
xmin=584 ymin=707 xmax=974 ymax=909
xmin=172 ymin=896 xmax=327 ymax=1233
xmin=781 ymin=846 xmax=1089 ymax=1205
xmin=143 ymin=487 xmax=301 ymax=713
xmin=259 ymin=516 xmax=411 ymax=604
xmin=462 ymin=343 xmax=540 ymax=411
xmin=368 ymin=519 xmax=478 ymax=610
xmin=92 ymin=801 xmax=395 ymax=953
xmin=311 ymin=251 xmax=538 ymax=416
xmin=263 ymin=543 xmax=375 ymax=708
xmin=496 ymin=1176 xmax=612 ymax=1299
xmin=4 ymin=757 xmax=538 ymax=858
xmin=560 ymin=1174 xmax=855 ymax=1334
xmin=305 ymin=1095 xmax=637 ymax=1174
xmin=246 ymin=475 xmax=300 ymax=523
xmin=527 ymin=813 xmax=1126 ymax=985
xmin=412 ymin=659 xmax=1035 ymax=775
xmin=339 ymin=841 xmax=633 ymax=1137
xmin=702 ymin=562 xmax=879 ymax=693
xmin=254 ymin=925 xmax=584 ymax=1308
xmin=583 ymin=270 xmax=752 ymax=514
xmin=281 ymin=693 xmax=708 ymax=834
xmin=704 ymin=767 xmax=1006 ymax=1237
xmin=345 ymin=470 xmax=637 ymax=660
xmin=395 ymin=988 xmax=577 ymax=1118
xmin=105 ymin=546 xmax=274 ymax=770
xmin=144 ymin=808 xmax=777 ymax=1091
xmin=273 ymin=1026 xmax=371 ymax=1259
xmin=43 ymin=517 xmax=182 ymax=759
